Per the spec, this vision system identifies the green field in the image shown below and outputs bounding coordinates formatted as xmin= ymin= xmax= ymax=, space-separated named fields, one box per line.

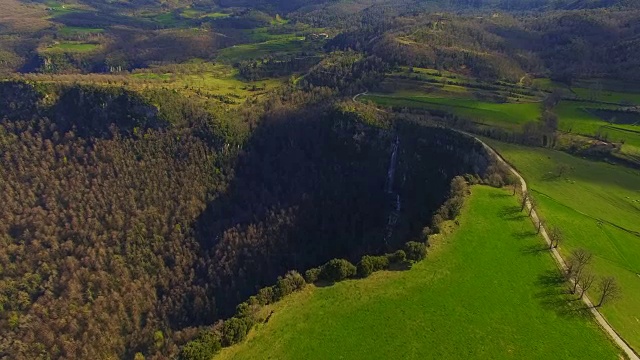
xmin=43 ymin=41 xmax=100 ymax=53
xmin=180 ymin=9 xmax=230 ymax=19
xmin=218 ymin=186 xmax=621 ymax=360
xmin=216 ymin=37 xmax=307 ymax=63
xmin=363 ymin=93 xmax=541 ymax=129
xmin=58 ymin=26 xmax=104 ymax=36
xmin=130 ymin=62 xmax=282 ymax=105
xmin=362 ymin=71 xmax=640 ymax=157
xmin=556 ymin=101 xmax=640 ymax=154
xmin=484 ymin=139 xmax=640 ymax=352
xmin=571 ymin=79 xmax=640 ymax=105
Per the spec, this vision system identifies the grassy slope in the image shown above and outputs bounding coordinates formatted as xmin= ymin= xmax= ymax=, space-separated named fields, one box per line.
xmin=58 ymin=26 xmax=104 ymax=35
xmin=555 ymin=101 xmax=640 ymax=162
xmin=363 ymin=93 xmax=541 ymax=129
xmin=44 ymin=42 xmax=100 ymax=53
xmin=13 ymin=62 xmax=282 ymax=108
xmin=216 ymin=36 xmax=307 ymax=63
xmin=484 ymin=139 xmax=640 ymax=352
xmin=363 ymin=72 xmax=640 ymax=156
xmin=218 ymin=186 xmax=621 ymax=360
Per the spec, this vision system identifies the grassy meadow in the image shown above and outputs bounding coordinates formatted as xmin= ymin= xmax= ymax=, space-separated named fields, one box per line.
xmin=217 ymin=186 xmax=622 ymax=360
xmin=216 ymin=36 xmax=308 ymax=63
xmin=484 ymin=139 xmax=640 ymax=352
xmin=12 ymin=62 xmax=283 ymax=110
xmin=42 ymin=41 xmax=101 ymax=53
xmin=361 ymin=69 xmax=640 ymax=159
xmin=58 ymin=26 xmax=104 ymax=36
xmin=363 ymin=92 xmax=541 ymax=129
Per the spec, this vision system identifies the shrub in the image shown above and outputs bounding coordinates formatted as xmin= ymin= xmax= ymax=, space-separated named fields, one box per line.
xmin=446 ymin=196 xmax=464 ymax=219
xmin=487 ymin=173 xmax=504 ymax=188
xmin=357 ymin=255 xmax=390 ymax=278
xmin=504 ymin=173 xmax=518 ymax=186
xmin=319 ymin=259 xmax=357 ymax=282
xmin=386 ymin=250 xmax=406 ymax=264
xmin=247 ymin=295 xmax=259 ymax=306
xmin=304 ymin=267 xmax=321 ymax=283
xmin=222 ymin=317 xmax=251 ymax=346
xmin=404 ymin=241 xmax=427 ymax=262
xmin=274 ymin=270 xmax=306 ymax=300
xmin=431 ymin=213 xmax=444 ymax=233
xmin=179 ymin=332 xmax=221 ymax=360
xmin=436 ymin=194 xmax=465 ymax=221
xmin=450 ymin=176 xmax=469 ymax=196
xmin=235 ymin=301 xmax=254 ymax=318
xmin=464 ymin=173 xmax=481 ymax=185
xmin=256 ymin=286 xmax=276 ymax=305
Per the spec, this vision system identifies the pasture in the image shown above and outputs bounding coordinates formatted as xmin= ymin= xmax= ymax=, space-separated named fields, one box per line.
xmin=217 ymin=186 xmax=622 ymax=360
xmin=485 ymin=139 xmax=640 ymax=352
xmin=363 ymin=92 xmax=541 ymax=129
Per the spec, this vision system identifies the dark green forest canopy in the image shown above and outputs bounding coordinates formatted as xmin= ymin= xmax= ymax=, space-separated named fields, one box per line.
xmin=0 ymin=82 xmax=495 ymax=359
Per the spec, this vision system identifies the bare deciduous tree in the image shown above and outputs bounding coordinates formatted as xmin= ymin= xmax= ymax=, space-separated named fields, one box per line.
xmin=520 ymin=191 xmax=530 ymax=212
xmin=548 ymin=226 xmax=562 ymax=250
xmin=537 ymin=219 xmax=544 ymax=234
xmin=578 ymin=271 xmax=596 ymax=299
xmin=567 ymin=249 xmax=591 ymax=294
xmin=528 ymin=196 xmax=536 ymax=216
xmin=596 ymin=276 xmax=620 ymax=307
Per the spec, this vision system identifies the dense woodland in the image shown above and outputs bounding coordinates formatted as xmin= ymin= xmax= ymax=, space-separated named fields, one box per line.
xmin=0 ymin=81 xmax=494 ymax=359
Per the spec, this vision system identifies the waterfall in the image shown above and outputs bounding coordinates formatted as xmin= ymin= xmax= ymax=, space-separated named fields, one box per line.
xmin=384 ymin=136 xmax=401 ymax=247
xmin=386 ymin=136 xmax=399 ymax=194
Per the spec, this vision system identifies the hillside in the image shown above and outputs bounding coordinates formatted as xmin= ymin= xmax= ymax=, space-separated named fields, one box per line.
xmin=0 ymin=82 xmax=496 ymax=359
xmin=216 ymin=186 xmax=622 ymax=359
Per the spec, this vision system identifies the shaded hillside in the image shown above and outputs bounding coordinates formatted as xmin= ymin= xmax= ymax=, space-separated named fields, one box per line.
xmin=0 ymin=84 xmax=492 ymax=359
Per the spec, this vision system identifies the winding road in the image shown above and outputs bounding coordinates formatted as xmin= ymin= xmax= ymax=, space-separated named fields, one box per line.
xmin=351 ymin=94 xmax=639 ymax=357
xmin=352 ymin=91 xmax=368 ymax=102
xmin=468 ymin=133 xmax=640 ymax=360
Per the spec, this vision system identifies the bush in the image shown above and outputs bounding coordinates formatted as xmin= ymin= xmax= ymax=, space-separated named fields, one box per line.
xmin=450 ymin=176 xmax=469 ymax=196
xmin=487 ymin=173 xmax=504 ymax=188
xmin=179 ymin=332 xmax=221 ymax=360
xmin=386 ymin=250 xmax=406 ymax=264
xmin=404 ymin=241 xmax=427 ymax=262
xmin=436 ymin=194 xmax=465 ymax=221
xmin=304 ymin=267 xmax=321 ymax=283
xmin=357 ymin=255 xmax=390 ymax=278
xmin=222 ymin=317 xmax=251 ymax=346
xmin=256 ymin=286 xmax=276 ymax=305
xmin=235 ymin=301 xmax=256 ymax=319
xmin=464 ymin=173 xmax=481 ymax=185
xmin=274 ymin=270 xmax=306 ymax=300
xmin=431 ymin=213 xmax=444 ymax=233
xmin=319 ymin=259 xmax=357 ymax=282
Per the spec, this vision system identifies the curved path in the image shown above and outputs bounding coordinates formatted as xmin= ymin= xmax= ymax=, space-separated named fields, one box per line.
xmin=352 ymin=91 xmax=368 ymax=102
xmin=465 ymin=132 xmax=639 ymax=360
xmin=351 ymin=94 xmax=639 ymax=357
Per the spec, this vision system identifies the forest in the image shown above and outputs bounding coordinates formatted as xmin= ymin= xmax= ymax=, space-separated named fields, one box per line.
xmin=0 ymin=81 xmax=497 ymax=359
xmin=1 ymin=0 xmax=640 ymax=359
